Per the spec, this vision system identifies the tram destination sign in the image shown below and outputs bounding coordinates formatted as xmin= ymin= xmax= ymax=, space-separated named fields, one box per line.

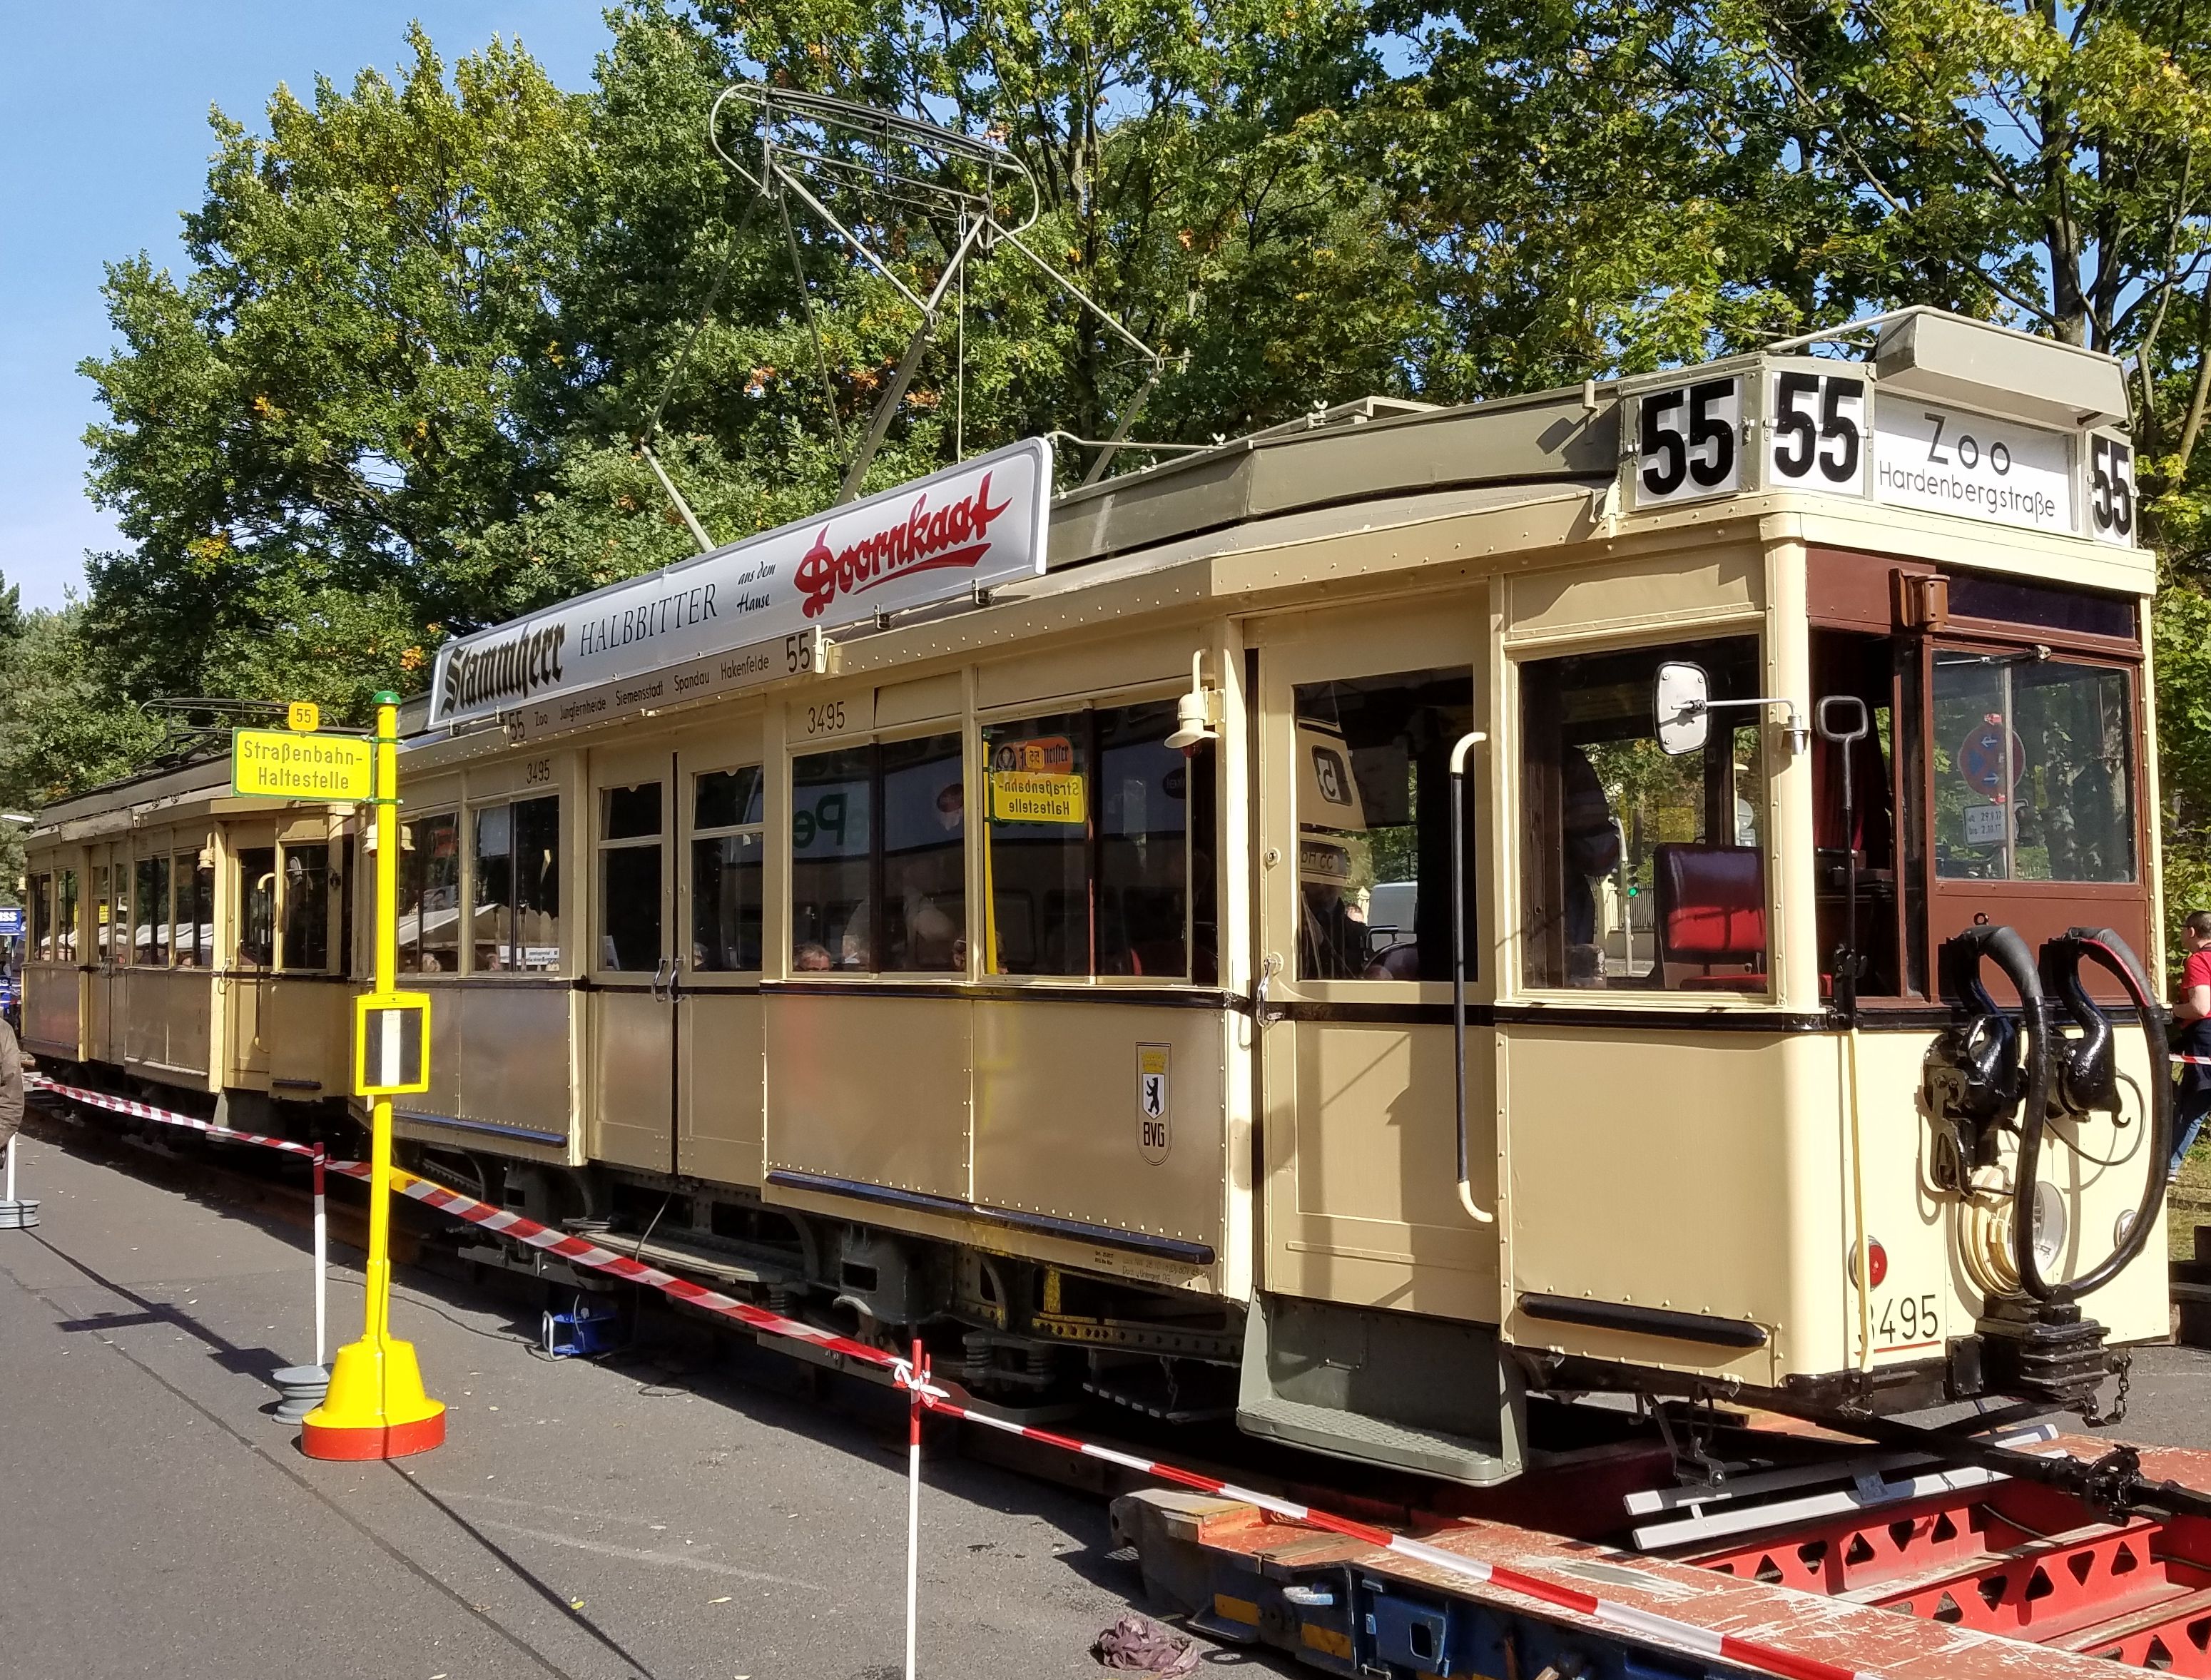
xmin=232 ymin=728 xmax=374 ymax=800
xmin=431 ymin=438 xmax=1052 ymax=730
xmin=1627 ymin=362 xmax=2137 ymax=547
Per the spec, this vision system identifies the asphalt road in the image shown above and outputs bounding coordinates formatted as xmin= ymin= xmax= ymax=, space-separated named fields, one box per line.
xmin=0 ymin=1129 xmax=1194 ymax=1680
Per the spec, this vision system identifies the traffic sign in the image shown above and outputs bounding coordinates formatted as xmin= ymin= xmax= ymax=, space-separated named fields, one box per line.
xmin=288 ymin=700 xmax=321 ymax=733
xmin=1955 ymin=720 xmax=2023 ymax=798
xmin=233 ymin=729 xmax=373 ymax=800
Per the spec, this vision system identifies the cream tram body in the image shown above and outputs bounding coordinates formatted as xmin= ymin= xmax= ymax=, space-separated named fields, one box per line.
xmin=23 ymin=310 xmax=2167 ymax=1483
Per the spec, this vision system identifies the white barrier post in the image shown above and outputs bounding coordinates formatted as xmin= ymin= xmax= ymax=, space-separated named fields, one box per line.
xmin=271 ymin=1146 xmax=332 ymax=1425
xmin=312 ymin=1146 xmax=328 ymax=1368
xmin=0 ymin=1129 xmax=37 ymax=1230
xmin=906 ymin=1338 xmax=925 ymax=1680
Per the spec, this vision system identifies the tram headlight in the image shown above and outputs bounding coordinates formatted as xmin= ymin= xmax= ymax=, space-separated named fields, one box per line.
xmin=2031 ymin=1181 xmax=2068 ymax=1274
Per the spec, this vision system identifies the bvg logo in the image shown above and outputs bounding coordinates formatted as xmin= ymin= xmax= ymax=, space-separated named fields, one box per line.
xmin=1136 ymin=1044 xmax=1171 ymax=1164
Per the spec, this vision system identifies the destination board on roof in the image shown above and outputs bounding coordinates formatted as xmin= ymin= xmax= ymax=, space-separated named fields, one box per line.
xmin=1871 ymin=400 xmax=2073 ymax=535
xmin=430 ymin=438 xmax=1052 ymax=730
xmin=1623 ymin=359 xmax=2139 ymax=548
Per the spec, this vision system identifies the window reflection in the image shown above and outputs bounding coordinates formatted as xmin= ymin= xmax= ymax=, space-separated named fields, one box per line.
xmin=693 ymin=768 xmax=763 ymax=972
xmin=281 ymin=844 xmax=330 ymax=972
xmin=597 ymin=783 xmax=661 ymax=972
xmin=791 ymin=747 xmax=872 ymax=971
xmin=399 ymin=815 xmax=459 ymax=974
xmin=237 ymin=847 xmax=275 ymax=969
xmin=474 ymin=796 xmax=561 ymax=971
xmin=1520 ymin=637 xmax=1767 ymax=990
xmin=1292 ymin=670 xmax=1476 ymax=983
xmin=1931 ymin=656 xmax=2133 ymax=882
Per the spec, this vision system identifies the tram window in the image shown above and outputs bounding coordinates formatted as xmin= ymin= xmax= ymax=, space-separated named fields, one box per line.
xmin=133 ymin=856 xmax=171 ymax=965
xmin=791 ymin=746 xmax=873 ymax=970
xmin=1520 ymin=636 xmax=1767 ymax=991
xmin=983 ymin=701 xmax=1205 ymax=978
xmin=1931 ymin=656 xmax=2134 ymax=882
xmin=474 ymin=796 xmax=561 ymax=972
xmin=693 ymin=768 xmax=764 ymax=972
xmin=280 ymin=844 xmax=330 ymax=972
xmin=789 ymin=736 xmax=966 ymax=974
xmin=92 ymin=865 xmax=110 ymax=961
xmin=983 ymin=711 xmax=1085 ymax=974
xmin=56 ymin=871 xmax=77 ymax=962
xmin=399 ymin=814 xmax=460 ymax=974
xmin=882 ymin=734 xmax=965 ymax=972
xmin=597 ymin=783 xmax=662 ymax=972
xmin=1292 ymin=669 xmax=1478 ymax=984
xmin=27 ymin=874 xmax=50 ymax=961
xmin=237 ymin=847 xmax=275 ymax=969
xmin=171 ymin=852 xmax=210 ymax=968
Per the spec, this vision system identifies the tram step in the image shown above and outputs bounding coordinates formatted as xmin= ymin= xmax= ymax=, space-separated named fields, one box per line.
xmin=1237 ymin=1394 xmax=1519 ymax=1486
xmin=1238 ymin=1293 xmax=1524 ymax=1486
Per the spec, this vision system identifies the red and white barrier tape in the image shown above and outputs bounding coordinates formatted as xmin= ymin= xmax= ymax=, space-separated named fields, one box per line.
xmin=29 ymin=1073 xmax=1880 ymax=1680
xmin=27 ymin=1074 xmax=322 ymax=1159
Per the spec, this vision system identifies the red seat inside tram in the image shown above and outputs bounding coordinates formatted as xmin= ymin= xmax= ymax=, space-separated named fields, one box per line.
xmin=1654 ymin=842 xmax=1767 ymax=989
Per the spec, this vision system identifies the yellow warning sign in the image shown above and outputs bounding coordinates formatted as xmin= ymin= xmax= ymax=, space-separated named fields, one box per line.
xmin=989 ymin=770 xmax=1087 ymax=824
xmin=232 ymin=729 xmax=374 ymax=800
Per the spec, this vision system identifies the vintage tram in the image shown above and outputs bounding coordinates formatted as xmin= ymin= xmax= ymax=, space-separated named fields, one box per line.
xmin=22 ymin=307 xmax=2170 ymax=1485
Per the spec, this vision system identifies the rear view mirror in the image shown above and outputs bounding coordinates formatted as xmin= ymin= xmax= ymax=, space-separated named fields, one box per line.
xmin=1654 ymin=662 xmax=1710 ymax=756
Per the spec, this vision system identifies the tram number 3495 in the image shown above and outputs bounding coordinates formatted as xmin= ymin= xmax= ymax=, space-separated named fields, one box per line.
xmin=1876 ymin=1290 xmax=1940 ymax=1351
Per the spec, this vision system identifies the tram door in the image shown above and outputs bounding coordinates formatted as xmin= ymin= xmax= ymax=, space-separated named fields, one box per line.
xmin=86 ymin=840 xmax=123 ymax=1065
xmin=1254 ymin=604 xmax=1499 ymax=1327
xmin=588 ymin=744 xmax=678 ymax=1172
xmin=674 ymin=728 xmax=766 ymax=1186
xmin=223 ymin=819 xmax=278 ymax=1088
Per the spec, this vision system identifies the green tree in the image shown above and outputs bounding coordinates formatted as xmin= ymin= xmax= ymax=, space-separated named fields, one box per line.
xmin=79 ymin=26 xmax=579 ymax=713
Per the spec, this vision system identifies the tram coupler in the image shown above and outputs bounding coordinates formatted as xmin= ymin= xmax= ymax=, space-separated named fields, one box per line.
xmin=1971 ymin=1295 xmax=2112 ymax=1413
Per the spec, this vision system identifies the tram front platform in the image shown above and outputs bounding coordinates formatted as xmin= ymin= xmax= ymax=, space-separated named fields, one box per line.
xmin=0 ymin=1129 xmax=1167 ymax=1680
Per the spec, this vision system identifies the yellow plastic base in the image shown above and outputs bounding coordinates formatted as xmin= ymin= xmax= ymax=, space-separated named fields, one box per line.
xmin=299 ymin=1336 xmax=447 ymax=1461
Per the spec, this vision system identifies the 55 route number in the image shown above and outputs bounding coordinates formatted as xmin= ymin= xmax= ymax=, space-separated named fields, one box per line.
xmin=1769 ymin=370 xmax=1866 ymax=492
xmin=2090 ymin=435 xmax=2136 ymax=545
xmin=1636 ymin=377 xmax=1742 ymax=505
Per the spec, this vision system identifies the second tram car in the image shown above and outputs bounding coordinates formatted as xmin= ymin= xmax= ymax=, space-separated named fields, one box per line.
xmin=22 ymin=308 xmax=2172 ymax=1485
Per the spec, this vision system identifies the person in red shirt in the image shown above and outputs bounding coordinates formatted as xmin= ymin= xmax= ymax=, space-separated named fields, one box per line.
xmin=2170 ymin=910 xmax=2211 ymax=1180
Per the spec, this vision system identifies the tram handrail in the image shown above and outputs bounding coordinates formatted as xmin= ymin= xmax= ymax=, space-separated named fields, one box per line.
xmin=1448 ymin=731 xmax=1493 ymax=1226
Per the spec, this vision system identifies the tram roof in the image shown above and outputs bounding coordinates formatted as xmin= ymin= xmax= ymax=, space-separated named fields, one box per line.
xmin=28 ymin=307 xmax=2141 ymax=823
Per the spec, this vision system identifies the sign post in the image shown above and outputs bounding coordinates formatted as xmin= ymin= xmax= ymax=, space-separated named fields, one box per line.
xmin=300 ymin=691 xmax=447 ymax=1461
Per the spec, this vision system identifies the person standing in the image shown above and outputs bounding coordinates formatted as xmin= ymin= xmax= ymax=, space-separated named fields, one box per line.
xmin=2170 ymin=910 xmax=2211 ymax=1181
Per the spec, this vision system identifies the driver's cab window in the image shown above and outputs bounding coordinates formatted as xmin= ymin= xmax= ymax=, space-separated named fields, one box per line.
xmin=1520 ymin=636 xmax=1767 ymax=991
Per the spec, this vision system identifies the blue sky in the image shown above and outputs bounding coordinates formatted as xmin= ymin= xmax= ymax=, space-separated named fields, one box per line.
xmin=0 ymin=3 xmax=617 ymax=612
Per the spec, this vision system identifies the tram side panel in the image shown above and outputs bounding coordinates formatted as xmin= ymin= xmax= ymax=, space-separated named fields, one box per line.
xmin=970 ymin=996 xmax=1230 ymax=1278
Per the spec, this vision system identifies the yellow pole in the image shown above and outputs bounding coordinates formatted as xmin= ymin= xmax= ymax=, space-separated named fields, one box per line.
xmin=301 ymin=691 xmax=446 ymax=1460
